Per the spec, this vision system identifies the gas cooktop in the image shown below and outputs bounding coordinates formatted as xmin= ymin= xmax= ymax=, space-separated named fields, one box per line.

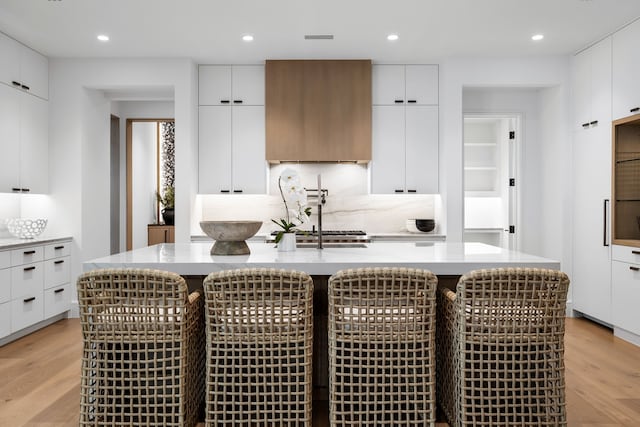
xmin=267 ymin=230 xmax=369 ymax=243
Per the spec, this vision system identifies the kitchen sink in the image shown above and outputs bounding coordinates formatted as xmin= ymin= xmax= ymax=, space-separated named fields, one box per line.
xmin=296 ymin=243 xmax=368 ymax=249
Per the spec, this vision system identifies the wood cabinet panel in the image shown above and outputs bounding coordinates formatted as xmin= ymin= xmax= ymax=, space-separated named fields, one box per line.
xmin=266 ymin=60 xmax=371 ymax=162
xmin=148 ymin=225 xmax=175 ymax=246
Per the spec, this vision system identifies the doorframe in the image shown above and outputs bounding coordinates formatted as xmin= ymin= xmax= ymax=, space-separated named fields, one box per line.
xmin=462 ymin=113 xmax=522 ymax=250
xmin=126 ymin=118 xmax=175 ymax=251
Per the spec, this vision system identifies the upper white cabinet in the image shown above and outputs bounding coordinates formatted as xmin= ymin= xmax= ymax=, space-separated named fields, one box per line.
xmin=612 ymin=19 xmax=640 ymax=120
xmin=371 ymin=64 xmax=439 ymax=194
xmin=0 ymin=32 xmax=48 ymax=100
xmin=571 ymin=38 xmax=612 ymax=325
xmin=199 ymin=65 xmax=264 ymax=106
xmin=372 ymin=65 xmax=438 ymax=105
xmin=0 ymin=84 xmax=48 ymax=194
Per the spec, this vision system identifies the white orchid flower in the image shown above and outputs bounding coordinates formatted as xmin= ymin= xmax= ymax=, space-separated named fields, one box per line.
xmin=280 ymin=168 xmax=300 ymax=185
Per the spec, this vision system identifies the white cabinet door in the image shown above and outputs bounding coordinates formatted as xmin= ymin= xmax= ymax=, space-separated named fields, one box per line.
xmin=231 ymin=65 xmax=264 ymax=106
xmin=590 ymin=38 xmax=612 ymax=127
xmin=20 ymin=46 xmax=48 ymax=100
xmin=372 ymin=65 xmax=405 ymax=105
xmin=612 ymin=19 xmax=640 ymax=120
xmin=371 ymin=106 xmax=405 ymax=193
xmin=0 ymin=83 xmax=21 ymax=192
xmin=0 ymin=32 xmax=21 ymax=89
xmin=572 ymin=125 xmax=612 ymax=324
xmin=19 ymin=93 xmax=48 ymax=193
xmin=0 ymin=302 xmax=9 ymax=338
xmin=405 ymin=65 xmax=438 ymax=105
xmin=572 ymin=47 xmax=592 ymax=130
xmin=405 ymin=106 xmax=438 ymax=193
xmin=198 ymin=106 xmax=232 ymax=193
xmin=199 ymin=65 xmax=232 ymax=106
xmin=612 ymin=260 xmax=640 ymax=335
xmin=232 ymin=106 xmax=265 ymax=194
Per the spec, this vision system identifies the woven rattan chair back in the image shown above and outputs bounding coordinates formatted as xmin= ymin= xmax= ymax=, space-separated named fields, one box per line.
xmin=203 ymin=268 xmax=314 ymax=427
xmin=436 ymin=267 xmax=570 ymax=427
xmin=77 ymin=268 xmax=205 ymax=427
xmin=328 ymin=267 xmax=438 ymax=427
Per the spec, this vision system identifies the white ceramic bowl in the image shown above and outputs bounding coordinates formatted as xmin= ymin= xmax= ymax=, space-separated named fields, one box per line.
xmin=6 ymin=218 xmax=48 ymax=239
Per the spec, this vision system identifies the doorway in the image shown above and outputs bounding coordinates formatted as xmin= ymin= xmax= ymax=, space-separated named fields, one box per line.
xmin=126 ymin=119 xmax=175 ymax=250
xmin=463 ymin=114 xmax=519 ymax=249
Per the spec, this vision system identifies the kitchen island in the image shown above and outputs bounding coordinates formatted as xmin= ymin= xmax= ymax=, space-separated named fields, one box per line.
xmin=84 ymin=241 xmax=560 ymax=274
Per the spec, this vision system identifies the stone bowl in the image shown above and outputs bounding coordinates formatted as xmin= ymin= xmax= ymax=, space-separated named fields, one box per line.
xmin=200 ymin=220 xmax=262 ymax=255
xmin=6 ymin=218 xmax=48 ymax=239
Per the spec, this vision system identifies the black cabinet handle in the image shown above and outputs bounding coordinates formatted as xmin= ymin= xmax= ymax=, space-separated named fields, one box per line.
xmin=407 ymin=100 xmax=417 ymax=103
xmin=23 ymin=297 xmax=36 ymax=303
xmin=54 ymin=245 xmax=64 ymax=250
xmin=24 ymin=266 xmax=36 ymax=271
xmin=21 ymin=84 xmax=29 ymax=91
xmin=24 ymin=250 xmax=36 ymax=255
xmin=54 ymin=260 xmax=64 ymax=265
xmin=631 ymin=107 xmax=640 ymax=113
xmin=21 ymin=188 xmax=30 ymax=192
xmin=407 ymin=189 xmax=417 ymax=193
xmin=164 ymin=230 xmax=168 ymax=242
xmin=394 ymin=189 xmax=404 ymax=193
xmin=54 ymin=288 xmax=65 ymax=294
xmin=233 ymin=189 xmax=243 ymax=193
xmin=233 ymin=100 xmax=243 ymax=104
xmin=632 ymin=250 xmax=640 ymax=255
xmin=394 ymin=99 xmax=404 ymax=103
xmin=630 ymin=266 xmax=640 ymax=271
xmin=582 ymin=123 xmax=590 ymax=128
xmin=603 ymin=199 xmax=609 ymax=247
xmin=590 ymin=120 xmax=598 ymax=125
xmin=12 ymin=187 xmax=21 ymax=192
xmin=12 ymin=81 xmax=20 ymax=87
xmin=220 ymin=190 xmax=230 ymax=193
xmin=220 ymin=100 xmax=230 ymax=104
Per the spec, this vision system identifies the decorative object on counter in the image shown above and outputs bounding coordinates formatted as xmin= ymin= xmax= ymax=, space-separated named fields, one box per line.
xmin=199 ymin=220 xmax=262 ymax=255
xmin=406 ymin=218 xmax=436 ymax=233
xmin=278 ymin=232 xmax=297 ymax=252
xmin=156 ymin=186 xmax=175 ymax=225
xmin=272 ymin=168 xmax=311 ymax=251
xmin=6 ymin=218 xmax=48 ymax=239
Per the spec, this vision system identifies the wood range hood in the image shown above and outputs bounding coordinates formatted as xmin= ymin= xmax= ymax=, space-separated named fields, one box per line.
xmin=265 ymin=59 xmax=372 ymax=163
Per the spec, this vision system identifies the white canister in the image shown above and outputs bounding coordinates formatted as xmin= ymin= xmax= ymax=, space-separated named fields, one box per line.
xmin=277 ymin=232 xmax=297 ymax=252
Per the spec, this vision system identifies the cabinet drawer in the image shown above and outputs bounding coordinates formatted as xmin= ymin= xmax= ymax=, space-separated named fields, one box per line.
xmin=44 ymin=283 xmax=71 ymax=319
xmin=612 ymin=245 xmax=640 ymax=264
xmin=0 ymin=250 xmax=9 ymax=269
xmin=612 ymin=260 xmax=640 ymax=336
xmin=0 ymin=302 xmax=9 ymax=338
xmin=11 ymin=246 xmax=44 ymax=266
xmin=11 ymin=262 xmax=43 ymax=299
xmin=0 ymin=267 xmax=9 ymax=304
xmin=11 ymin=291 xmax=43 ymax=333
xmin=44 ymin=257 xmax=70 ymax=289
xmin=44 ymin=242 xmax=71 ymax=260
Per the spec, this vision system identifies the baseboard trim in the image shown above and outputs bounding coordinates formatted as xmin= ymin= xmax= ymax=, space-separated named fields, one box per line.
xmin=614 ymin=326 xmax=640 ymax=347
xmin=0 ymin=312 xmax=69 ymax=347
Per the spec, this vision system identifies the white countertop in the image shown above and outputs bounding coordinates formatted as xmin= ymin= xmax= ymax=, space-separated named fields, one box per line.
xmin=0 ymin=236 xmax=73 ymax=250
xmin=84 ymin=242 xmax=560 ymax=276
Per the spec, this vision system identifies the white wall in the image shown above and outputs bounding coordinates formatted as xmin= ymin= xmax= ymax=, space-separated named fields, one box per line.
xmin=440 ymin=56 xmax=571 ymax=271
xmin=48 ymin=58 xmax=197 ymax=301
xmin=131 ymin=122 xmax=158 ymax=249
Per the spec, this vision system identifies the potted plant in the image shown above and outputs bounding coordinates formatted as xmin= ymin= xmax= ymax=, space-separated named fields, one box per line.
xmin=157 ymin=186 xmax=175 ymax=225
xmin=272 ymin=169 xmax=311 ymax=251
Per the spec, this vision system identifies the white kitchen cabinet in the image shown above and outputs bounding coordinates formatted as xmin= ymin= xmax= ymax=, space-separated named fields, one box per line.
xmin=199 ymin=106 xmax=266 ymax=194
xmin=0 ymin=80 xmax=49 ymax=194
xmin=612 ymin=19 xmax=640 ymax=120
xmin=612 ymin=256 xmax=640 ymax=336
xmin=199 ymin=65 xmax=264 ymax=106
xmin=571 ymin=39 xmax=612 ymax=325
xmin=371 ymin=105 xmax=438 ymax=194
xmin=0 ymin=239 xmax=72 ymax=345
xmin=0 ymin=31 xmax=48 ymax=100
xmin=573 ymin=37 xmax=611 ymax=131
xmin=372 ymin=64 xmax=438 ymax=106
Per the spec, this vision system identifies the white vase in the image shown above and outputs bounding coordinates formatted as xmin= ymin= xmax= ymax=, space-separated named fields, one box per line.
xmin=278 ymin=232 xmax=297 ymax=252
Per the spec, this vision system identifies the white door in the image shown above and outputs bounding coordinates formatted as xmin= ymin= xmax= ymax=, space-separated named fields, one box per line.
xmin=0 ymin=84 xmax=21 ymax=192
xmin=232 ymin=106 xmax=266 ymax=194
xmin=198 ymin=106 xmax=232 ymax=193
xmin=463 ymin=115 xmax=519 ymax=249
xmin=405 ymin=105 xmax=438 ymax=193
xmin=371 ymin=105 xmax=405 ymax=193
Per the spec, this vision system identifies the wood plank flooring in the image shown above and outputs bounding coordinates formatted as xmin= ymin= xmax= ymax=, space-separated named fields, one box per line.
xmin=0 ymin=317 xmax=638 ymax=426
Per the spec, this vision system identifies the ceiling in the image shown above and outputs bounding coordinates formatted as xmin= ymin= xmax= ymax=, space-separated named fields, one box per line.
xmin=1 ymin=0 xmax=639 ymax=64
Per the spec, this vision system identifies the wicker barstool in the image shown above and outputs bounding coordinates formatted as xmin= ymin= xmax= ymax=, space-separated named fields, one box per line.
xmin=203 ymin=268 xmax=314 ymax=427
xmin=77 ymin=268 xmax=205 ymax=427
xmin=436 ymin=268 xmax=570 ymax=427
xmin=328 ymin=267 xmax=438 ymax=427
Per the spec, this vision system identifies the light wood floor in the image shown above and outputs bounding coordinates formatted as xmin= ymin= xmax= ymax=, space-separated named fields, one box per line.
xmin=0 ymin=317 xmax=639 ymax=426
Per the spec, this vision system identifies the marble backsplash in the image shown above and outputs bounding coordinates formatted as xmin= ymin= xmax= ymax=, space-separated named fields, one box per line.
xmin=198 ymin=164 xmax=438 ymax=235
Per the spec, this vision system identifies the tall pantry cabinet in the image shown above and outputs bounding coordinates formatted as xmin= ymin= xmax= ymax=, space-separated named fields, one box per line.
xmin=571 ymin=37 xmax=612 ymax=325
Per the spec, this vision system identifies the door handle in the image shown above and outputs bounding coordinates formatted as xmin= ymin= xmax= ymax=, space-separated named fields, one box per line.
xmin=604 ymin=199 xmax=609 ymax=247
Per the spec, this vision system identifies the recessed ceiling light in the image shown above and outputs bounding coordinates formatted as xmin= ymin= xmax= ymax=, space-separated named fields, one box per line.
xmin=387 ymin=34 xmax=399 ymax=41
xmin=531 ymin=34 xmax=544 ymax=41
xmin=242 ymin=34 xmax=254 ymax=42
xmin=97 ymin=34 xmax=109 ymax=42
